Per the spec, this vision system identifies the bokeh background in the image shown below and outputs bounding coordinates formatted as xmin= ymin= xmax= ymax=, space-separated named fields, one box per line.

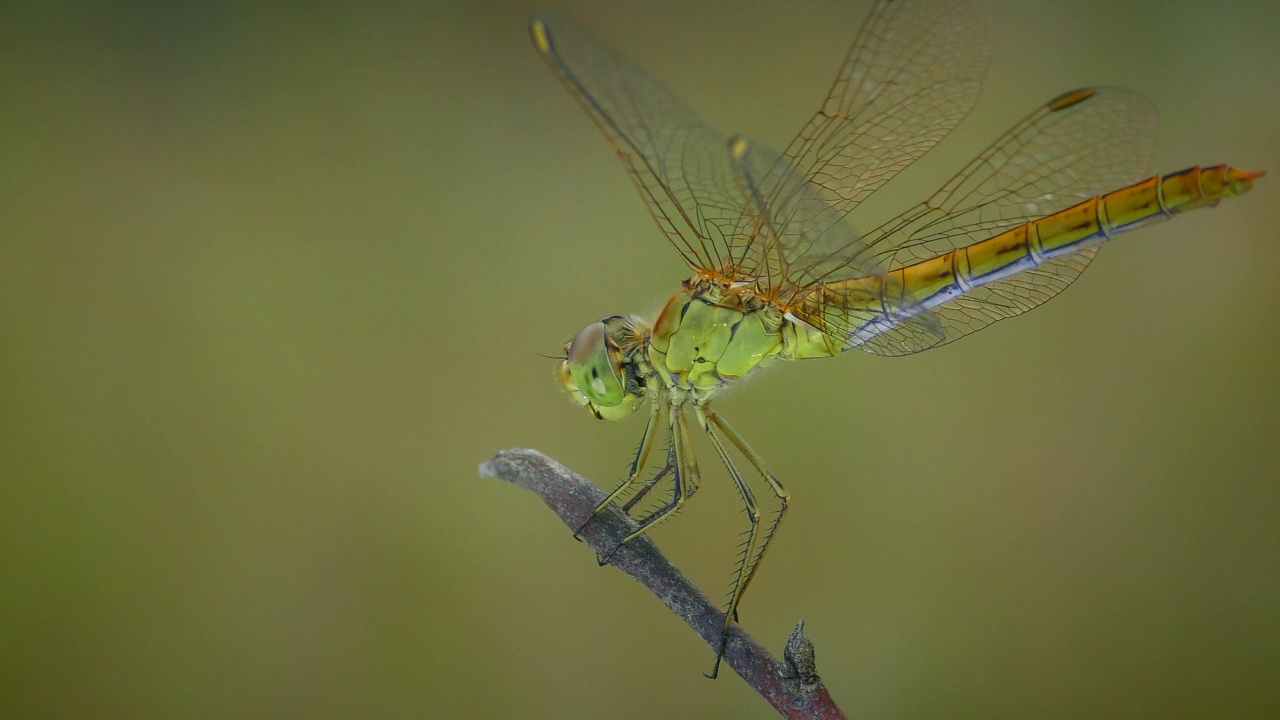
xmin=3 ymin=1 xmax=1277 ymax=717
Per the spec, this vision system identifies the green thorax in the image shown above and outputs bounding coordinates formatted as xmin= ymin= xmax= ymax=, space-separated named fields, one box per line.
xmin=646 ymin=279 xmax=843 ymax=401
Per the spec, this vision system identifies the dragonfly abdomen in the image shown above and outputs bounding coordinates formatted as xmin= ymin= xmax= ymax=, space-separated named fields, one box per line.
xmin=802 ymin=165 xmax=1262 ymax=354
xmin=1038 ymin=164 xmax=1259 ymax=257
xmin=898 ymin=165 xmax=1262 ymax=311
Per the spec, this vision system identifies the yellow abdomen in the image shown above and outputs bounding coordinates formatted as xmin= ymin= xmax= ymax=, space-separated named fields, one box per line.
xmin=807 ymin=164 xmax=1262 ymax=352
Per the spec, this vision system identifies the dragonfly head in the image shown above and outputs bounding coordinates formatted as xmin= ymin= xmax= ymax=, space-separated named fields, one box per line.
xmin=558 ymin=317 xmax=645 ymax=421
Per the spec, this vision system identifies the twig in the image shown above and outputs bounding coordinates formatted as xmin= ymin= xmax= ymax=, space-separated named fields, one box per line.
xmin=480 ymin=448 xmax=848 ymax=720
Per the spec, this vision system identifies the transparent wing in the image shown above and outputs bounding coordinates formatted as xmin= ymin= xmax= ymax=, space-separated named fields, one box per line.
xmin=530 ymin=15 xmax=749 ymax=275
xmin=725 ymin=136 xmax=864 ymax=287
xmin=799 ymin=87 xmax=1159 ymax=356
xmin=735 ymin=0 xmax=994 ymax=292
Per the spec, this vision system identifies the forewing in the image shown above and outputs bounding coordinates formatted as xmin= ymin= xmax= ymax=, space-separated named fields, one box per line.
xmin=724 ymin=136 xmax=864 ymax=288
xmin=531 ymin=15 xmax=748 ymax=275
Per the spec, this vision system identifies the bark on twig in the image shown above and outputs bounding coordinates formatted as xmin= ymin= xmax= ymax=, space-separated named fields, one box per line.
xmin=480 ymin=448 xmax=847 ymax=720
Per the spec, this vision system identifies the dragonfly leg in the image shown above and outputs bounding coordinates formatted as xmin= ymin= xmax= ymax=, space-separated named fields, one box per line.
xmin=620 ymin=448 xmax=673 ymax=514
xmin=700 ymin=406 xmax=790 ymax=680
xmin=572 ymin=394 xmax=663 ymax=540
xmin=599 ymin=404 xmax=700 ymax=564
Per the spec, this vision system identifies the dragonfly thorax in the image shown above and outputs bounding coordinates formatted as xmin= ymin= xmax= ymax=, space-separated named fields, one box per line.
xmin=647 ymin=280 xmax=789 ymax=400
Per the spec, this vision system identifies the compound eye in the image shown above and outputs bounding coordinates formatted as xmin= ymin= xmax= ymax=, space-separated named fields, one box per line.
xmin=566 ymin=322 xmax=625 ymax=407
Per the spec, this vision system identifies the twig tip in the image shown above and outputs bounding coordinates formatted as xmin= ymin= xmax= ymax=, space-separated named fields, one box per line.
xmin=783 ymin=619 xmax=821 ymax=690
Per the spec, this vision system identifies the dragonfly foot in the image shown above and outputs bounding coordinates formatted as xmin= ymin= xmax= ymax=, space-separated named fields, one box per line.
xmin=598 ymin=540 xmax=625 ymax=566
xmin=571 ymin=515 xmax=594 ymax=542
xmin=704 ymin=627 xmax=731 ymax=680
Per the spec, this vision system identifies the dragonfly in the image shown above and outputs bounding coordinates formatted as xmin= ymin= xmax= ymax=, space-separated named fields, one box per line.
xmin=530 ymin=0 xmax=1261 ymax=677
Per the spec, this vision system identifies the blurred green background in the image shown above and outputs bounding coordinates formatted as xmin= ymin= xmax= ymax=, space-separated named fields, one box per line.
xmin=2 ymin=1 xmax=1277 ymax=717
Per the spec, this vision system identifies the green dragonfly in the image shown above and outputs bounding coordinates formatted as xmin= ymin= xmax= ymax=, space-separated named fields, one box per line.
xmin=530 ymin=0 xmax=1262 ymax=677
